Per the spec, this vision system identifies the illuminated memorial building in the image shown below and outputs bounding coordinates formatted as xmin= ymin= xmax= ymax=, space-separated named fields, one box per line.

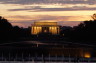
xmin=31 ymin=22 xmax=60 ymax=35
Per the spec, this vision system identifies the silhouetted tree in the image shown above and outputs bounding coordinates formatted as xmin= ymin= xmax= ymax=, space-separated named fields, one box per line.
xmin=60 ymin=26 xmax=72 ymax=37
xmin=91 ymin=13 xmax=96 ymax=21
xmin=0 ymin=16 xmax=31 ymax=42
xmin=0 ymin=16 xmax=13 ymax=41
xmin=70 ymin=14 xmax=96 ymax=43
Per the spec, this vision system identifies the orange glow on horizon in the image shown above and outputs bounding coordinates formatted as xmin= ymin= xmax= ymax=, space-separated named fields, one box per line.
xmin=0 ymin=2 xmax=96 ymax=27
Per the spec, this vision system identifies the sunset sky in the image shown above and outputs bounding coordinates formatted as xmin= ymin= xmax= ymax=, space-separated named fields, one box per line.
xmin=0 ymin=0 xmax=96 ymax=27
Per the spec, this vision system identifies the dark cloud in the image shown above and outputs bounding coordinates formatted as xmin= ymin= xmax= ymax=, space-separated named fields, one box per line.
xmin=8 ymin=15 xmax=33 ymax=19
xmin=1 ymin=0 xmax=96 ymax=11
xmin=0 ymin=0 xmax=96 ymax=5
xmin=8 ymin=6 xmax=96 ymax=12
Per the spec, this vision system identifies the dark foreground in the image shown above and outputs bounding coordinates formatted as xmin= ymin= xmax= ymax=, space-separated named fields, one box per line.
xmin=0 ymin=41 xmax=96 ymax=60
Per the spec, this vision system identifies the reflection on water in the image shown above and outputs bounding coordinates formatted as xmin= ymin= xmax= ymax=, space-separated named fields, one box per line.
xmin=0 ymin=41 xmax=95 ymax=63
xmin=0 ymin=56 xmax=95 ymax=62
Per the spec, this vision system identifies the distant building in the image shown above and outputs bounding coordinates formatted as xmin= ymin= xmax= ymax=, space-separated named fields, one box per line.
xmin=31 ymin=22 xmax=60 ymax=35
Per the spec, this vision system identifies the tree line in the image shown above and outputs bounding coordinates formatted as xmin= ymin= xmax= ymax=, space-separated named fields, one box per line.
xmin=0 ymin=14 xmax=96 ymax=43
xmin=61 ymin=13 xmax=96 ymax=43
xmin=0 ymin=16 xmax=31 ymax=42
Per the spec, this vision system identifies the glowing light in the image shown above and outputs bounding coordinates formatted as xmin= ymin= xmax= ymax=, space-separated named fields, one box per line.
xmin=31 ymin=22 xmax=60 ymax=35
xmin=32 ymin=26 xmax=42 ymax=34
xmin=49 ymin=27 xmax=58 ymax=34
xmin=84 ymin=53 xmax=91 ymax=58
xmin=63 ymin=34 xmax=64 ymax=36
xmin=34 ymin=22 xmax=57 ymax=26
xmin=44 ymin=30 xmax=47 ymax=33
xmin=84 ymin=0 xmax=88 ymax=1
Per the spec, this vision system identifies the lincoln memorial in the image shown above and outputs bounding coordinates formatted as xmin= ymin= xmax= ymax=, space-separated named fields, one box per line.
xmin=31 ymin=21 xmax=60 ymax=35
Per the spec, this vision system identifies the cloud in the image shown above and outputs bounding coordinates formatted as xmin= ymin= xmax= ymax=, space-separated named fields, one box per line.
xmin=8 ymin=15 xmax=87 ymax=23
xmin=8 ymin=15 xmax=33 ymax=19
xmin=59 ymin=21 xmax=81 ymax=26
xmin=0 ymin=0 xmax=96 ymax=12
xmin=11 ymin=22 xmax=28 ymax=27
xmin=8 ymin=15 xmax=76 ymax=22
xmin=0 ymin=0 xmax=96 ymax=5
xmin=0 ymin=0 xmax=95 ymax=28
xmin=7 ymin=15 xmax=88 ymax=27
xmin=8 ymin=6 xmax=96 ymax=12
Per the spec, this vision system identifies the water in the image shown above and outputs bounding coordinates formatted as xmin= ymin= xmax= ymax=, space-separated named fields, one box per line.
xmin=0 ymin=41 xmax=95 ymax=63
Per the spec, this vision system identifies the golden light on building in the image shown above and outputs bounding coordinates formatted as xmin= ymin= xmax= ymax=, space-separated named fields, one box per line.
xmin=31 ymin=21 xmax=60 ymax=35
xmin=84 ymin=52 xmax=91 ymax=58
